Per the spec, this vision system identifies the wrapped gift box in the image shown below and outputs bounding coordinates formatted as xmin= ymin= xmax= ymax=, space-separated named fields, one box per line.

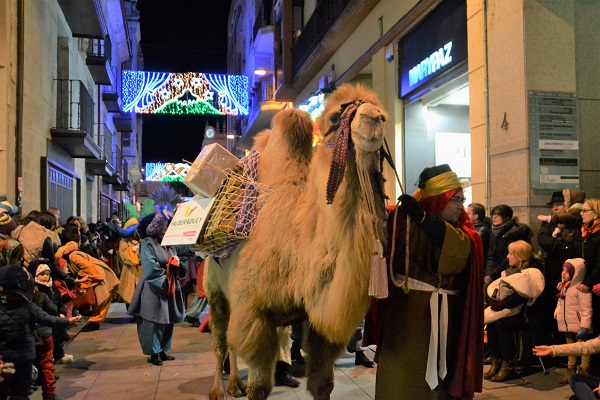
xmin=183 ymin=143 xmax=239 ymax=197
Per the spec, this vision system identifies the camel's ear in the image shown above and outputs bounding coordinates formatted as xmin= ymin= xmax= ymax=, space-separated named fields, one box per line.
xmin=252 ymin=129 xmax=271 ymax=152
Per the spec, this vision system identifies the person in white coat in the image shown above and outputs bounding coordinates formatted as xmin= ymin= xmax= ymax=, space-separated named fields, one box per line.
xmin=555 ymin=258 xmax=593 ymax=383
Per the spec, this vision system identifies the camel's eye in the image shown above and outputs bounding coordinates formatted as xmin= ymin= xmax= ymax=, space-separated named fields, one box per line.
xmin=329 ymin=113 xmax=341 ymax=126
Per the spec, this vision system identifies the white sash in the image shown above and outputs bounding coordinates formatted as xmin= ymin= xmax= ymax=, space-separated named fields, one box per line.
xmin=394 ymin=274 xmax=459 ymax=390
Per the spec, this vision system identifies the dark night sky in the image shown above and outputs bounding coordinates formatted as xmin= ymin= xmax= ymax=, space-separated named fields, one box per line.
xmin=136 ymin=0 xmax=232 ymax=164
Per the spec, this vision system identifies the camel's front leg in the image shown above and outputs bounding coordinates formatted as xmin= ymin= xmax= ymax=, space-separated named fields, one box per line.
xmin=227 ymin=348 xmax=247 ymax=397
xmin=305 ymin=327 xmax=345 ymax=400
xmin=229 ymin=308 xmax=278 ymax=400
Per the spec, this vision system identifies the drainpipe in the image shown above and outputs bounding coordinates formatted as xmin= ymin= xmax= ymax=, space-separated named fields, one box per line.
xmin=15 ymin=0 xmax=24 ymax=210
xmin=483 ymin=0 xmax=491 ymax=209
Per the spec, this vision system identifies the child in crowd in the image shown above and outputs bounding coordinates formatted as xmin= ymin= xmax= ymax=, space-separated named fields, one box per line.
xmin=30 ymin=259 xmax=65 ymax=400
xmin=555 ymin=258 xmax=592 ymax=384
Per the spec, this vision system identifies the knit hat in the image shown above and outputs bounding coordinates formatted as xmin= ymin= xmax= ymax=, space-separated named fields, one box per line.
xmin=0 ymin=265 xmax=33 ymax=298
xmin=0 ymin=200 xmax=18 ymax=215
xmin=0 ymin=239 xmax=22 ymax=264
xmin=55 ymin=241 xmax=79 ymax=260
xmin=413 ymin=164 xmax=462 ymax=201
xmin=0 ymin=214 xmax=17 ymax=236
xmin=146 ymin=212 xmax=168 ymax=238
xmin=563 ymin=262 xmax=575 ymax=281
xmin=30 ymin=259 xmax=52 ymax=287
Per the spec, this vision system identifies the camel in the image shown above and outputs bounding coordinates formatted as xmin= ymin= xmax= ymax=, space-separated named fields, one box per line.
xmin=205 ymin=84 xmax=389 ymax=400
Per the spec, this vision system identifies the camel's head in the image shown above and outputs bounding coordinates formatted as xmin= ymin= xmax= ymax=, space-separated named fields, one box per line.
xmin=317 ymin=84 xmax=388 ymax=153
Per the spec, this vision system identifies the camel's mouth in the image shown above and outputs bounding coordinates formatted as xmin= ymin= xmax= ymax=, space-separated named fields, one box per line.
xmin=351 ymin=103 xmax=386 ymax=152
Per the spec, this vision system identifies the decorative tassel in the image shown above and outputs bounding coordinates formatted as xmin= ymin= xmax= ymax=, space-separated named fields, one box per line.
xmin=369 ymin=237 xmax=389 ymax=298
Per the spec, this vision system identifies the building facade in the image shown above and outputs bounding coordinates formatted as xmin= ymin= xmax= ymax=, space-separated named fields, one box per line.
xmin=0 ymin=0 xmax=142 ymax=225
xmin=228 ymin=0 xmax=600 ymax=230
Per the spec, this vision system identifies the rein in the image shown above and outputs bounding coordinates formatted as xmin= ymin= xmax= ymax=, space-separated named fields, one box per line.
xmin=381 ymin=136 xmax=411 ymax=293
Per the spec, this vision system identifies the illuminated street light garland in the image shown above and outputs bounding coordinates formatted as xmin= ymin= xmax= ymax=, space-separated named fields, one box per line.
xmin=122 ymin=70 xmax=249 ymax=116
xmin=145 ymin=162 xmax=190 ymax=182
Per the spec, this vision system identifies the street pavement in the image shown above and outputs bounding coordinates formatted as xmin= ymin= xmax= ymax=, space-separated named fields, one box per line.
xmin=31 ymin=303 xmax=575 ymax=399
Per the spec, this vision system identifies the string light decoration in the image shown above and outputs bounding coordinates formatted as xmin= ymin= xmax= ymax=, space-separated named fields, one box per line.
xmin=145 ymin=162 xmax=191 ymax=182
xmin=122 ymin=70 xmax=249 ymax=116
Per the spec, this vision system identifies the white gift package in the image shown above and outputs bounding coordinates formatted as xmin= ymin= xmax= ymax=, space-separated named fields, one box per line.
xmin=183 ymin=143 xmax=239 ymax=197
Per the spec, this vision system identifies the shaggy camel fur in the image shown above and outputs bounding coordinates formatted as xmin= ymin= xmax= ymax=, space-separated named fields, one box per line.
xmin=205 ymin=84 xmax=389 ymax=400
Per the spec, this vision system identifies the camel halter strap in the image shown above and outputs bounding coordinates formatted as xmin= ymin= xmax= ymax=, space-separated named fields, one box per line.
xmin=325 ymin=101 xmax=360 ymax=204
xmin=381 ymin=136 xmax=411 ymax=293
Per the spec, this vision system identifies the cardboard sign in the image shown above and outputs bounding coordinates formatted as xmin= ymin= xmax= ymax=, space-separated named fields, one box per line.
xmin=161 ymin=197 xmax=214 ymax=246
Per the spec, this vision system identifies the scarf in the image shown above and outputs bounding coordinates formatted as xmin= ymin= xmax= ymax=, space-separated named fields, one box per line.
xmin=491 ymin=219 xmax=512 ymax=237
xmin=557 ymin=280 xmax=571 ymax=299
xmin=161 ymin=254 xmax=180 ymax=299
xmin=582 ymin=219 xmax=600 ymax=241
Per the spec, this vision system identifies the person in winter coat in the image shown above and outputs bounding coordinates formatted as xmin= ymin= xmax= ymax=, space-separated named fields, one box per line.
xmin=0 ymin=264 xmax=80 ymax=400
xmin=576 ymin=199 xmax=600 ymax=376
xmin=538 ymin=190 xmax=585 ymax=293
xmin=117 ymin=218 xmax=142 ymax=305
xmin=484 ymin=240 xmax=544 ymax=382
xmin=554 ymin=258 xmax=592 ymax=384
xmin=127 ymin=211 xmax=189 ymax=366
xmin=30 ymin=260 xmax=66 ymax=400
xmin=28 ymin=257 xmax=75 ymax=369
xmin=55 ymin=241 xmax=119 ymax=332
xmin=484 ymin=204 xmax=532 ymax=287
xmin=467 ymin=202 xmax=492 ymax=259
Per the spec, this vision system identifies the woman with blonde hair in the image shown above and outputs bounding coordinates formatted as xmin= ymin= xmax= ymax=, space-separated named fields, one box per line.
xmin=484 ymin=240 xmax=544 ymax=382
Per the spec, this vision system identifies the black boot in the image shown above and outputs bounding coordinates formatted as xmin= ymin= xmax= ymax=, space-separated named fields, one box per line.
xmin=149 ymin=354 xmax=163 ymax=366
xmin=347 ymin=329 xmax=362 ymax=353
xmin=275 ymin=361 xmax=300 ymax=387
xmin=159 ymin=351 xmax=175 ymax=361
xmin=355 ymin=351 xmax=374 ymax=368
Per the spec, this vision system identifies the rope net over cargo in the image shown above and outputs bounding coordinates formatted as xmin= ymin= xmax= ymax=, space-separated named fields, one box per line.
xmin=195 ymin=151 xmax=271 ymax=258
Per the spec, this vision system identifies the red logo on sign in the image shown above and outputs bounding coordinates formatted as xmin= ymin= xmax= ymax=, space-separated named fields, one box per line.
xmin=183 ymin=231 xmax=196 ymax=237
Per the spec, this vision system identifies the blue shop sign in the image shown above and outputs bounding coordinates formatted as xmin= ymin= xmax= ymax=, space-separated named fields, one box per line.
xmin=399 ymin=0 xmax=467 ymax=98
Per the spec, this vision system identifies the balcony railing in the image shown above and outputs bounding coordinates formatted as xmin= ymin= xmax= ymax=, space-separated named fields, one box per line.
xmin=102 ymin=66 xmax=121 ymax=112
xmin=113 ymin=146 xmax=123 ymax=178
xmin=122 ymin=158 xmax=128 ymax=182
xmin=291 ymin=0 xmax=351 ymax=76
xmin=54 ymin=79 xmax=94 ymax=139
xmin=87 ymin=37 xmax=112 ymax=65
xmin=99 ymin=124 xmax=113 ymax=167
xmin=86 ymin=37 xmax=114 ymax=85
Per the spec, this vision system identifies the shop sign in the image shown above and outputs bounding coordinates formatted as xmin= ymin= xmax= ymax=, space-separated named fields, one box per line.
xmin=529 ymin=91 xmax=579 ymax=189
xmin=399 ymin=0 xmax=467 ymax=98
xmin=408 ymin=42 xmax=453 ymax=87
